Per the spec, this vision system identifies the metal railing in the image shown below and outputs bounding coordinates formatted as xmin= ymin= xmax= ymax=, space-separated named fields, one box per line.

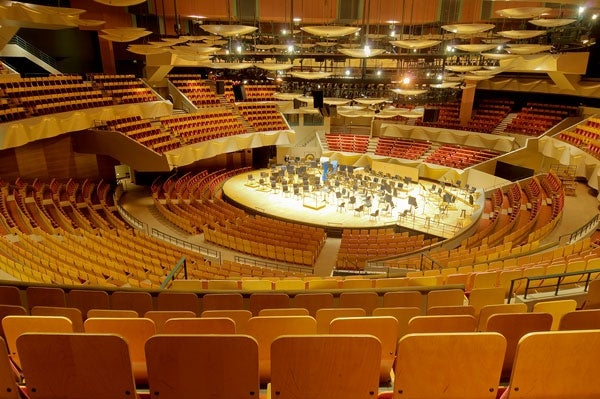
xmin=507 ymin=268 xmax=600 ymax=302
xmin=160 ymin=256 xmax=187 ymax=289
xmin=114 ymin=200 xmax=148 ymax=232
xmin=234 ymin=255 xmax=314 ymax=275
xmin=151 ymin=228 xmax=221 ymax=263
xmin=9 ymin=35 xmax=59 ymax=70
xmin=559 ymin=213 xmax=600 ymax=245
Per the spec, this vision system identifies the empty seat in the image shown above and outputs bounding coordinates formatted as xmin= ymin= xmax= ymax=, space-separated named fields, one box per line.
xmin=143 ymin=310 xmax=196 ymax=333
xmin=110 ymin=291 xmax=153 ymax=316
xmin=162 ymin=317 xmax=236 ymax=334
xmin=407 ymin=315 xmax=477 ymax=333
xmin=315 ymin=308 xmax=367 ymax=334
xmin=558 ymin=309 xmax=600 ymax=330
xmin=201 ymin=293 xmax=244 ymax=311
xmin=292 ymin=293 xmax=334 ymax=317
xmin=26 ymin=287 xmax=66 ymax=310
xmin=532 ymin=299 xmax=578 ymax=330
xmin=248 ymin=293 xmax=289 ymax=316
xmin=67 ymin=289 xmax=110 ymax=317
xmin=31 ymin=306 xmax=84 ymax=332
xmin=201 ymin=309 xmax=252 ymax=333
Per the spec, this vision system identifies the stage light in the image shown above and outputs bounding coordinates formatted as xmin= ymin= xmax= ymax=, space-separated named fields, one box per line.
xmin=402 ymin=76 xmax=411 ymax=85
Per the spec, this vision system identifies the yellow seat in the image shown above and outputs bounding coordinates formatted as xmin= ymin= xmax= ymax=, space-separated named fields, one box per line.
xmin=146 ymin=334 xmax=259 ymax=399
xmin=30 ymin=306 xmax=84 ymax=332
xmin=505 ymin=330 xmax=600 ymax=399
xmin=202 ymin=293 xmax=244 ymax=311
xmin=477 ymin=303 xmax=528 ymax=331
xmin=18 ymin=333 xmax=137 ymax=399
xmin=387 ymin=332 xmax=506 ymax=399
xmin=426 ymin=289 xmax=465 ymax=309
xmin=84 ymin=317 xmax=156 ymax=385
xmin=143 ymin=310 xmax=196 ymax=333
xmin=372 ymin=306 xmax=422 ymax=339
xmin=559 ymin=309 xmax=600 ymax=330
xmin=292 ymin=293 xmax=334 ymax=317
xmin=407 ymin=315 xmax=477 ymax=333
xmin=532 ymin=299 xmax=578 ymax=330
xmin=338 ymin=292 xmax=379 ymax=316
xmin=315 ymin=308 xmax=367 ymax=334
xmin=201 ymin=309 xmax=252 ymax=334
xmin=246 ymin=315 xmax=317 ymax=385
xmin=468 ymin=287 xmax=506 ymax=317
xmin=382 ymin=291 xmax=423 ymax=309
xmin=87 ymin=309 xmax=139 ymax=318
xmin=427 ymin=305 xmax=475 ymax=316
xmin=0 ymin=336 xmax=21 ymax=399
xmin=258 ymin=308 xmax=309 ymax=316
xmin=329 ymin=316 xmax=398 ymax=383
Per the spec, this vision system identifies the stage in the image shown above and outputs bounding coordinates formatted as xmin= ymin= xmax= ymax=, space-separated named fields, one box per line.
xmin=222 ymin=166 xmax=484 ymax=239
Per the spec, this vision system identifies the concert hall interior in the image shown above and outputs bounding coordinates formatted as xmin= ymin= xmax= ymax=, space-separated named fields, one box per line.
xmin=1 ymin=0 xmax=600 ymax=397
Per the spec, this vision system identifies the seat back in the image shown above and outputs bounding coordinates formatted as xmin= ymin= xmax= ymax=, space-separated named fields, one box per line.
xmin=2 ymin=315 xmax=73 ymax=369
xmin=17 ymin=333 xmax=137 ymax=399
xmin=0 ymin=337 xmax=20 ymax=399
xmin=201 ymin=293 xmax=244 ymax=311
xmin=0 ymin=286 xmax=22 ymax=306
xmin=110 ymin=291 xmax=153 ymax=316
xmin=25 ymin=287 xmax=66 ymax=310
xmin=372 ymin=307 xmax=421 ymax=339
xmin=0 ymin=305 xmax=27 ymax=339
xmin=248 ymin=293 xmax=289 ymax=316
xmin=532 ymin=299 xmax=578 ymax=330
xmin=393 ymin=332 xmax=506 ymax=399
xmin=506 ymin=330 xmax=600 ymax=399
xmin=426 ymin=289 xmax=465 ymax=309
xmin=477 ymin=303 xmax=528 ymax=331
xmin=87 ymin=309 xmax=139 ymax=318
xmin=31 ymin=306 xmax=84 ymax=332
xmin=246 ymin=315 xmax=317 ymax=384
xmin=329 ymin=316 xmax=398 ymax=383
xmin=407 ymin=315 xmax=477 ymax=334
xmin=558 ymin=309 xmax=600 ymax=330
xmin=427 ymin=305 xmax=475 ymax=316
xmin=67 ymin=289 xmax=110 ymax=317
xmin=146 ymin=334 xmax=259 ymax=399
xmin=258 ymin=308 xmax=309 ymax=316
xmin=338 ymin=292 xmax=379 ymax=315
xmin=270 ymin=335 xmax=381 ymax=399
xmin=468 ymin=288 xmax=506 ymax=316
xmin=201 ymin=309 xmax=252 ymax=333
xmin=156 ymin=292 xmax=200 ymax=315
xmin=163 ymin=317 xmax=236 ymax=334
xmin=382 ymin=291 xmax=423 ymax=309
xmin=315 ymin=308 xmax=366 ymax=334
xmin=144 ymin=310 xmax=196 ymax=333
xmin=292 ymin=293 xmax=334 ymax=317
xmin=484 ymin=312 xmax=552 ymax=381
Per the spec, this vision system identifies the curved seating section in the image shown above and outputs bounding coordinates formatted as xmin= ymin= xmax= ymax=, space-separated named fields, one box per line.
xmin=237 ymin=103 xmax=289 ymax=132
xmin=558 ymin=116 xmax=600 ymax=157
xmin=505 ymin=102 xmax=578 ymax=136
xmin=222 ymin=81 xmax=277 ymax=102
xmin=88 ymin=74 xmax=159 ymax=104
xmin=160 ymin=109 xmax=246 ymax=145
xmin=374 ymin=137 xmax=431 ymax=159
xmin=424 ymin=144 xmax=499 ymax=169
xmin=104 ymin=115 xmax=181 ymax=154
xmin=325 ymin=133 xmax=370 ymax=153
xmin=336 ymin=229 xmax=437 ymax=270
xmin=168 ymin=78 xmax=221 ymax=108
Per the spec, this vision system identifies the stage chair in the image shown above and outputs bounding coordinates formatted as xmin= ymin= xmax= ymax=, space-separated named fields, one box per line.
xmin=246 ymin=315 xmax=317 ymax=385
xmin=3 ymin=315 xmax=73 ymax=370
xmin=17 ymin=333 xmax=137 ymax=399
xmin=315 ymin=308 xmax=367 ymax=334
xmin=110 ymin=291 xmax=153 ymax=316
xmin=477 ymin=303 xmax=528 ymax=331
xmin=484 ymin=312 xmax=552 ymax=382
xmin=202 ymin=293 xmax=244 ymax=311
xmin=532 ymin=299 xmax=577 ymax=330
xmin=293 ymin=293 xmax=334 ymax=317
xmin=270 ymin=335 xmax=381 ymax=399
xmin=84 ymin=317 xmax=156 ymax=385
xmin=381 ymin=332 xmax=506 ymax=399
xmin=87 ymin=309 xmax=139 ymax=318
xmin=372 ymin=307 xmax=421 ymax=339
xmin=201 ymin=309 xmax=252 ymax=333
xmin=407 ymin=315 xmax=477 ymax=334
xmin=25 ymin=287 xmax=66 ymax=310
xmin=329 ymin=316 xmax=399 ymax=383
xmin=67 ymin=289 xmax=110 ymax=318
xmin=383 ymin=291 xmax=423 ymax=309
xmin=504 ymin=330 xmax=600 ymax=399
xmin=143 ymin=310 xmax=196 ymax=333
xmin=31 ymin=306 xmax=84 ymax=332
xmin=156 ymin=291 xmax=200 ymax=315
xmin=559 ymin=309 xmax=600 ymax=330
xmin=426 ymin=288 xmax=465 ymax=309
xmin=339 ymin=292 xmax=379 ymax=316
xmin=248 ymin=293 xmax=289 ymax=316
xmin=146 ymin=334 xmax=259 ymax=399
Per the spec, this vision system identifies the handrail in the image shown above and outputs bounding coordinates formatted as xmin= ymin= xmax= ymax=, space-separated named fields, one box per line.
xmin=507 ymin=268 xmax=600 ymax=302
xmin=558 ymin=213 xmax=600 ymax=245
xmin=113 ymin=191 xmax=148 ymax=233
xmin=151 ymin=227 xmax=221 ymax=263
xmin=9 ymin=35 xmax=59 ymax=70
xmin=234 ymin=255 xmax=314 ymax=275
xmin=160 ymin=256 xmax=187 ymax=289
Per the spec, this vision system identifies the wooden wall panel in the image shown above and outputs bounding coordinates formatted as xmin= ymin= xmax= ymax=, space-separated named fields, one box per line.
xmin=15 ymin=144 xmax=46 ymax=179
xmin=0 ymin=149 xmax=18 ymax=181
xmin=70 ymin=0 xmax=133 ymax=29
xmin=43 ymin=137 xmax=76 ymax=177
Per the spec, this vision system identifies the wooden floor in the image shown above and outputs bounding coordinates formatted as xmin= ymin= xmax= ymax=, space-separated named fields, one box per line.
xmin=222 ymin=169 xmax=484 ymax=239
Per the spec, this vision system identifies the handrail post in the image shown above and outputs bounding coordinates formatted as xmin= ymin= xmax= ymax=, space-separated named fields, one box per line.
xmin=523 ymin=279 xmax=531 ymax=300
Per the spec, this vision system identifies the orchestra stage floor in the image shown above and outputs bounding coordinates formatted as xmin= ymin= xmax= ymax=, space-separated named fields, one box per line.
xmin=222 ymin=169 xmax=484 ymax=239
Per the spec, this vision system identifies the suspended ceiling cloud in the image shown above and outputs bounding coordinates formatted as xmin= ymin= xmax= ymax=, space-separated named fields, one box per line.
xmin=441 ymin=24 xmax=495 ymax=34
xmin=94 ymin=0 xmax=146 ymax=6
xmin=528 ymin=19 xmax=577 ymax=28
xmin=289 ymin=71 xmax=333 ymax=79
xmin=389 ymin=39 xmax=441 ymax=49
xmin=301 ymin=26 xmax=361 ymax=37
xmin=200 ymin=24 xmax=257 ymax=37
xmin=100 ymin=27 xmax=151 ymax=42
xmin=498 ymin=30 xmax=547 ymax=40
xmin=495 ymin=7 xmax=552 ymax=19
xmin=453 ymin=44 xmax=498 ymax=53
xmin=338 ymin=48 xmax=385 ymax=58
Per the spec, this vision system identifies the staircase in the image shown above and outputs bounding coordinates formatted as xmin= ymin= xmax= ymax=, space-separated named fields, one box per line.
xmin=317 ymin=130 xmax=329 ymax=151
xmin=366 ymin=136 xmax=379 ymax=154
xmin=492 ymin=113 xmax=518 ymax=135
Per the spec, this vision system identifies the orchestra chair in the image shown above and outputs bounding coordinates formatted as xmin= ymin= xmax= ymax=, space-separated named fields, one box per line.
xmin=558 ymin=309 xmax=600 ymax=330
xmin=146 ymin=334 xmax=259 ymax=399
xmin=17 ymin=333 xmax=138 ymax=399
xmin=143 ymin=310 xmax=196 ymax=333
xmin=329 ymin=316 xmax=399 ymax=383
xmin=162 ymin=317 xmax=236 ymax=334
xmin=380 ymin=332 xmax=506 ymax=399
xmin=201 ymin=309 xmax=252 ymax=333
xmin=201 ymin=293 xmax=244 ymax=311
xmin=504 ymin=330 xmax=600 ymax=399
xmin=246 ymin=315 xmax=317 ymax=385
xmin=270 ymin=335 xmax=381 ymax=399
xmin=84 ymin=317 xmax=156 ymax=385
xmin=315 ymin=308 xmax=366 ymax=334
xmin=31 ymin=306 xmax=84 ymax=332
xmin=407 ymin=315 xmax=477 ymax=334
xmin=67 ymin=289 xmax=110 ymax=318
xmin=484 ymin=312 xmax=552 ymax=382
xmin=2 ymin=315 xmax=73 ymax=370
